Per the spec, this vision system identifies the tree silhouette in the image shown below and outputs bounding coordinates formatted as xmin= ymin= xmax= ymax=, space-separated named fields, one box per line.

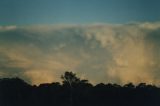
xmin=61 ymin=71 xmax=89 ymax=106
xmin=0 ymin=71 xmax=160 ymax=106
xmin=61 ymin=71 xmax=80 ymax=85
xmin=61 ymin=71 xmax=77 ymax=106
xmin=124 ymin=83 xmax=135 ymax=88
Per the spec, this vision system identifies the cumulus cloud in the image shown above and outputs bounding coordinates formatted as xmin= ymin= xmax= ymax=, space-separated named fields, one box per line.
xmin=0 ymin=22 xmax=160 ymax=85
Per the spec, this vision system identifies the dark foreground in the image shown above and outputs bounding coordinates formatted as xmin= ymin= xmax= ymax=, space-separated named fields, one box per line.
xmin=0 ymin=72 xmax=160 ymax=106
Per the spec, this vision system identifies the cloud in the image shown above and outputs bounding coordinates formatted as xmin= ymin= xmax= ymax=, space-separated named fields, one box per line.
xmin=0 ymin=22 xmax=160 ymax=85
xmin=23 ymin=70 xmax=56 ymax=85
xmin=0 ymin=26 xmax=17 ymax=31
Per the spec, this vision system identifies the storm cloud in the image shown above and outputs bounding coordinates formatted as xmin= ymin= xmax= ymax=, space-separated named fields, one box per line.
xmin=0 ymin=22 xmax=160 ymax=85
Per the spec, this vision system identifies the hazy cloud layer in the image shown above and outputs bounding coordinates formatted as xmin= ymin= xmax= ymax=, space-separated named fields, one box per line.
xmin=0 ymin=22 xmax=160 ymax=85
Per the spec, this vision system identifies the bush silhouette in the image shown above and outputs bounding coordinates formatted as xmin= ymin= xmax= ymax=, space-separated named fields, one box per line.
xmin=0 ymin=71 xmax=160 ymax=106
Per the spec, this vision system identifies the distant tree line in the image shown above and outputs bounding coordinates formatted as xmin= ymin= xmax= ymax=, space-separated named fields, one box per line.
xmin=0 ymin=71 xmax=160 ymax=106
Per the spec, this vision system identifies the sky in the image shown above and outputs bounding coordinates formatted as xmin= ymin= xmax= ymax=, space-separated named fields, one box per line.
xmin=0 ymin=0 xmax=160 ymax=25
xmin=0 ymin=0 xmax=160 ymax=85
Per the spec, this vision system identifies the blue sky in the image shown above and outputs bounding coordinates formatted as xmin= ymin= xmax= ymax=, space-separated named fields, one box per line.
xmin=0 ymin=0 xmax=160 ymax=25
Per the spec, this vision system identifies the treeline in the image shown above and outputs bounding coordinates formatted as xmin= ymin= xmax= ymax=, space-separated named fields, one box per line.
xmin=0 ymin=72 xmax=160 ymax=106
